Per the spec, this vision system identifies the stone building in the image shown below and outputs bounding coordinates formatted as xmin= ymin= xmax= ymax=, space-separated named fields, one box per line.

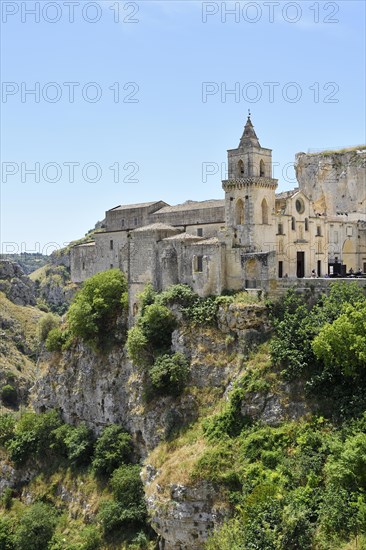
xmin=71 ymin=116 xmax=366 ymax=314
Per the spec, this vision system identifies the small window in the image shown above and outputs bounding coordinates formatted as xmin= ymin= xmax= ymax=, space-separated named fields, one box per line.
xmin=278 ymin=223 xmax=283 ymax=235
xmin=82 ymin=261 xmax=85 ymax=270
xmin=291 ymin=217 xmax=296 ymax=231
xmin=121 ymin=219 xmax=125 ymax=227
xmin=197 ymin=228 xmax=203 ymax=237
xmin=235 ymin=199 xmax=245 ymax=225
xmin=110 ymin=264 xmax=114 ymax=269
xmin=295 ymin=198 xmax=305 ymax=214
xmin=260 ymin=159 xmax=265 ymax=177
xmin=316 ymin=225 xmax=321 ymax=236
xmin=278 ymin=261 xmax=283 ymax=278
xmin=305 ymin=218 xmax=309 ymax=231
xmin=134 ymin=217 xmax=138 ymax=226
xmin=194 ymin=255 xmax=203 ymax=273
xmin=110 ymin=239 xmax=113 ymax=250
xmin=261 ymin=198 xmax=269 ymax=224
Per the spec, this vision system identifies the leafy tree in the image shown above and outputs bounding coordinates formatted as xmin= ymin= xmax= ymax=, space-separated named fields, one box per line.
xmin=126 ymin=326 xmax=150 ymax=367
xmin=52 ymin=423 xmax=94 ymax=466
xmin=149 ymin=353 xmax=189 ymax=396
xmin=14 ymin=502 xmax=57 ymax=550
xmin=110 ymin=464 xmax=145 ymax=506
xmin=38 ymin=313 xmax=60 ymax=343
xmin=45 ymin=327 xmax=67 ymax=352
xmin=127 ymin=303 xmax=176 ymax=366
xmin=312 ymin=301 xmax=366 ymax=377
xmin=138 ymin=304 xmax=176 ymax=352
xmin=6 ymin=410 xmax=62 ymax=465
xmin=92 ymin=425 xmax=132 ymax=477
xmin=67 ymin=269 xmax=128 ymax=347
xmin=0 ymin=414 xmax=15 ymax=446
xmin=155 ymin=284 xmax=196 ymax=308
xmin=0 ymin=516 xmax=14 ymax=550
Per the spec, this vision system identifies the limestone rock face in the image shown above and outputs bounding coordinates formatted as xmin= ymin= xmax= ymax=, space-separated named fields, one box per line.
xmin=295 ymin=149 xmax=366 ymax=215
xmin=31 ymin=327 xmax=235 ymax=456
xmin=31 ymin=310 xmax=273 ymax=548
xmin=0 ymin=260 xmax=36 ymax=306
xmin=146 ymin=480 xmax=229 ymax=550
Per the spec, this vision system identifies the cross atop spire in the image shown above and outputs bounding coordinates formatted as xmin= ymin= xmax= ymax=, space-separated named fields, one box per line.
xmin=239 ymin=114 xmax=260 ymax=149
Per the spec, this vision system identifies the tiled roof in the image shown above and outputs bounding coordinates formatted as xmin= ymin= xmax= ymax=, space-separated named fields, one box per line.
xmin=155 ymin=199 xmax=225 ymax=214
xmin=191 ymin=237 xmax=220 ymax=246
xmin=133 ymin=223 xmax=178 ymax=233
xmin=275 ymin=188 xmax=298 ymax=200
xmin=163 ymin=233 xmax=202 ymax=242
xmin=74 ymin=241 xmax=95 ymax=247
xmin=109 ymin=201 xmax=165 ymax=211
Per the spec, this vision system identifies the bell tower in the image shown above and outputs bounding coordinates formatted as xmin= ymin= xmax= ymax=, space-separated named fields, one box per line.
xmin=222 ymin=114 xmax=278 ymax=251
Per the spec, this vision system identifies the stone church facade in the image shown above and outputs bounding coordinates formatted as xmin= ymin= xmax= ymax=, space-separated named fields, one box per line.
xmin=71 ymin=116 xmax=366 ymax=314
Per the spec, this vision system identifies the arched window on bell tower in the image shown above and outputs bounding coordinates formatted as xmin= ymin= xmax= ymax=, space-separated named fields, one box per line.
xmin=261 ymin=198 xmax=268 ymax=224
xmin=260 ymin=159 xmax=265 ymax=177
xmin=237 ymin=160 xmax=244 ymax=177
xmin=235 ymin=199 xmax=245 ymax=225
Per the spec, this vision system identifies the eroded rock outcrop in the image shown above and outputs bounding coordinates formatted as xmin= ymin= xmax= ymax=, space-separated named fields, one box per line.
xmin=295 ymin=148 xmax=366 ymax=215
xmin=0 ymin=260 xmax=36 ymax=306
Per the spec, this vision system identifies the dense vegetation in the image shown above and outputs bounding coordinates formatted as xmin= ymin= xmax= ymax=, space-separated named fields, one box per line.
xmin=197 ymin=282 xmax=366 ymax=548
xmin=2 ymin=271 xmax=366 ymax=549
xmin=44 ymin=269 xmax=128 ymax=351
xmin=0 ymin=411 xmax=153 ymax=549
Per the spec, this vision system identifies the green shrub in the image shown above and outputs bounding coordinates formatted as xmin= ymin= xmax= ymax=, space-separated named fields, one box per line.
xmin=53 ymin=423 xmax=94 ymax=466
xmin=45 ymin=327 xmax=66 ymax=352
xmin=149 ymin=353 xmax=189 ymax=397
xmin=38 ymin=313 xmax=60 ymax=343
xmin=92 ymin=425 xmax=132 ymax=477
xmin=0 ymin=516 xmax=14 ymax=550
xmin=14 ymin=502 xmax=57 ymax=550
xmin=0 ymin=386 xmax=17 ymax=407
xmin=110 ymin=464 xmax=145 ymax=506
xmin=1 ymin=488 xmax=13 ymax=511
xmin=6 ymin=410 xmax=62 ymax=466
xmin=138 ymin=304 xmax=176 ymax=352
xmin=129 ymin=531 xmax=149 ymax=549
xmin=313 ymin=301 xmax=366 ymax=378
xmin=67 ymin=269 xmax=128 ymax=347
xmin=183 ymin=296 xmax=219 ymax=326
xmin=137 ymin=283 xmax=157 ymax=314
xmin=126 ymin=326 xmax=150 ymax=367
xmin=155 ymin=284 xmax=196 ymax=308
xmin=127 ymin=303 xmax=176 ymax=366
xmin=0 ymin=414 xmax=15 ymax=446
xmin=97 ymin=500 xmax=124 ymax=534
xmin=78 ymin=525 xmax=102 ymax=550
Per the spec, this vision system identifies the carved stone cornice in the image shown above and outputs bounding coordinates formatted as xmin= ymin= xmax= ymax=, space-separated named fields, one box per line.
xmin=222 ymin=177 xmax=278 ymax=191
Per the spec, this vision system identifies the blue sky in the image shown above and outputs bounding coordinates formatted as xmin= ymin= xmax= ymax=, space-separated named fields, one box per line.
xmin=1 ymin=0 xmax=365 ymax=253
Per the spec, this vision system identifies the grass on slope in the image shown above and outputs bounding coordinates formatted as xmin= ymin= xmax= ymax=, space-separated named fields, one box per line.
xmin=0 ymin=291 xmax=46 ymax=381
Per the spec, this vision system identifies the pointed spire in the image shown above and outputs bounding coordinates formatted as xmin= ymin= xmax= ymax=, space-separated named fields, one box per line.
xmin=239 ymin=113 xmax=261 ymax=149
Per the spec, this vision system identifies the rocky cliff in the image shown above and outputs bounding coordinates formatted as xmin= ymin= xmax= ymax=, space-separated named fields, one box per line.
xmin=0 ymin=260 xmax=36 ymax=306
xmin=30 ymin=302 xmax=273 ymax=548
xmin=295 ymin=147 xmax=366 ymax=215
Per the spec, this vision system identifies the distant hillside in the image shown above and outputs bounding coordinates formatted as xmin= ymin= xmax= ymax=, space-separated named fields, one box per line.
xmin=0 ymin=253 xmax=49 ymax=275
